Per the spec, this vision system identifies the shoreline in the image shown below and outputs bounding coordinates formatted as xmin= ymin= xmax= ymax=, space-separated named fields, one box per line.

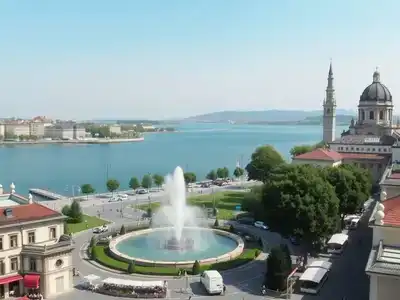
xmin=0 ymin=137 xmax=144 ymax=146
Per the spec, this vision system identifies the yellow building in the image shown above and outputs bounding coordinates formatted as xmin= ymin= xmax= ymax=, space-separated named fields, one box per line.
xmin=0 ymin=183 xmax=74 ymax=299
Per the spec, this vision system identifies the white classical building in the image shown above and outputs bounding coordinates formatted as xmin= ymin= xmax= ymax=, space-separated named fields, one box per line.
xmin=0 ymin=183 xmax=74 ymax=299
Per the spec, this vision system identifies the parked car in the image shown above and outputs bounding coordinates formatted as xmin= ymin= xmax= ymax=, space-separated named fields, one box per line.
xmin=117 ymin=194 xmax=128 ymax=200
xmin=108 ymin=196 xmax=121 ymax=202
xmin=93 ymin=225 xmax=108 ymax=233
xmin=136 ymin=189 xmax=148 ymax=194
xmin=254 ymin=221 xmax=269 ymax=230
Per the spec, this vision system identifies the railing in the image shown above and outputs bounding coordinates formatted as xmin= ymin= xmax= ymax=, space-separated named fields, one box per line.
xmin=22 ymin=240 xmax=73 ymax=253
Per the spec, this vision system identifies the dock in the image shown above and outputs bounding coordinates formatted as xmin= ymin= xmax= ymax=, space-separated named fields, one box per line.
xmin=29 ymin=189 xmax=66 ymax=200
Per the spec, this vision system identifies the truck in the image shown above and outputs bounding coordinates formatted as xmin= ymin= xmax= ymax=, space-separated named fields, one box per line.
xmin=200 ymin=270 xmax=224 ymax=295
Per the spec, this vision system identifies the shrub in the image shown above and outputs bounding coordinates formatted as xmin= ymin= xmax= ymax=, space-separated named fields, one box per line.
xmin=120 ymin=225 xmax=126 ymax=235
xmin=91 ymin=246 xmax=96 ymax=259
xmin=192 ymin=260 xmax=201 ymax=275
xmin=147 ymin=207 xmax=152 ymax=218
xmin=61 ymin=205 xmax=71 ymax=216
xmin=89 ymin=236 xmax=96 ymax=247
xmin=255 ymin=249 xmax=261 ymax=258
xmin=214 ymin=219 xmax=219 ymax=227
xmin=265 ymin=246 xmax=291 ymax=291
xmin=128 ymin=261 xmax=136 ymax=274
xmin=212 ymin=207 xmax=217 ymax=217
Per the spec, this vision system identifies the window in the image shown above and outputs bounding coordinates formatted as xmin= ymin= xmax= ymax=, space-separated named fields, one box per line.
xmin=0 ymin=261 xmax=4 ymax=275
xmin=9 ymin=235 xmax=18 ymax=248
xmin=351 ymin=147 xmax=354 ymax=151
xmin=356 ymin=148 xmax=359 ymax=151
xmin=49 ymin=227 xmax=57 ymax=240
xmin=372 ymin=148 xmax=375 ymax=152
xmin=361 ymin=110 xmax=365 ymax=120
xmin=380 ymin=111 xmax=384 ymax=120
xmin=29 ymin=258 xmax=36 ymax=272
xmin=0 ymin=237 xmax=3 ymax=250
xmin=370 ymin=111 xmax=374 ymax=120
xmin=28 ymin=232 xmax=35 ymax=244
xmin=384 ymin=149 xmax=387 ymax=152
xmin=10 ymin=257 xmax=18 ymax=272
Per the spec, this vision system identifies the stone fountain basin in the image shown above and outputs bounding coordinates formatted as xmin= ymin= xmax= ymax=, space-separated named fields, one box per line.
xmin=108 ymin=226 xmax=245 ymax=268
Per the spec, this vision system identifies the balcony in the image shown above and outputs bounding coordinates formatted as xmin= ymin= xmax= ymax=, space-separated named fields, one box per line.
xmin=21 ymin=240 xmax=74 ymax=256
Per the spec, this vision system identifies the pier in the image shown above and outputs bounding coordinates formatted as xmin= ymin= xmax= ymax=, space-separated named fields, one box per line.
xmin=29 ymin=189 xmax=66 ymax=200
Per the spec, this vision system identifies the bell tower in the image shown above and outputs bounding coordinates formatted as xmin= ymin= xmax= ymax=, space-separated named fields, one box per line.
xmin=323 ymin=61 xmax=336 ymax=143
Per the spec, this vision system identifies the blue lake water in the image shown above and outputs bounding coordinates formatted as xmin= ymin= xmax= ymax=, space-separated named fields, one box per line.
xmin=115 ymin=228 xmax=238 ymax=262
xmin=0 ymin=123 xmax=347 ymax=195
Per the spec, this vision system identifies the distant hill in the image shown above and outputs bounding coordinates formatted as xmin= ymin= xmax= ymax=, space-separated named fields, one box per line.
xmin=184 ymin=109 xmax=356 ymax=123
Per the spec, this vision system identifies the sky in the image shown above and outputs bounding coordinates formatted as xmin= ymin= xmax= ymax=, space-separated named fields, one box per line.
xmin=1 ymin=0 xmax=400 ymax=120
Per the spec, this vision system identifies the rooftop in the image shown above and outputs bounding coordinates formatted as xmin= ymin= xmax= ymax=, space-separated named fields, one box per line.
xmin=0 ymin=203 xmax=63 ymax=226
xmin=366 ymin=241 xmax=400 ymax=277
xmin=331 ymin=134 xmax=395 ymax=145
xmin=340 ymin=153 xmax=387 ymax=161
xmin=0 ymin=193 xmax=29 ymax=207
xmin=294 ymin=148 xmax=342 ymax=161
xmin=379 ymin=195 xmax=400 ymax=227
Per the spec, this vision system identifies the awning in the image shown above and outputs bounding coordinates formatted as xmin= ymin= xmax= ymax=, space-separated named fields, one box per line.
xmin=0 ymin=274 xmax=23 ymax=285
xmin=24 ymin=274 xmax=40 ymax=289
xmin=18 ymin=297 xmax=29 ymax=300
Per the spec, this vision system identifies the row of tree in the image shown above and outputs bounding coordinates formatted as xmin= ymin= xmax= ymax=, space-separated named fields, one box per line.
xmin=78 ymin=166 xmax=247 ymax=196
xmin=243 ymin=144 xmax=372 ymax=291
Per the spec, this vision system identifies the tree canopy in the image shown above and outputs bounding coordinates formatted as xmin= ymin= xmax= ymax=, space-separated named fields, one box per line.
xmin=69 ymin=200 xmax=83 ymax=223
xmin=106 ymin=179 xmax=120 ymax=193
xmin=141 ymin=174 xmax=153 ymax=189
xmin=246 ymin=145 xmax=285 ymax=182
xmin=81 ymin=183 xmax=95 ymax=200
xmin=340 ymin=164 xmax=372 ymax=197
xmin=153 ymin=174 xmax=164 ymax=188
xmin=262 ymin=164 xmax=339 ymax=259
xmin=206 ymin=170 xmax=217 ymax=181
xmin=216 ymin=167 xmax=229 ymax=178
xmin=184 ymin=172 xmax=197 ymax=184
xmin=265 ymin=245 xmax=292 ymax=291
xmin=233 ymin=167 xmax=245 ymax=178
xmin=321 ymin=166 xmax=367 ymax=220
xmin=129 ymin=177 xmax=140 ymax=190
xmin=289 ymin=141 xmax=327 ymax=158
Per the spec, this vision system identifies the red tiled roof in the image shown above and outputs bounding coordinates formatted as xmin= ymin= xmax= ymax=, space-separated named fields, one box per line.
xmin=340 ymin=153 xmax=387 ymax=160
xmin=382 ymin=196 xmax=400 ymax=226
xmin=294 ymin=148 xmax=342 ymax=161
xmin=390 ymin=173 xmax=400 ymax=179
xmin=0 ymin=203 xmax=62 ymax=226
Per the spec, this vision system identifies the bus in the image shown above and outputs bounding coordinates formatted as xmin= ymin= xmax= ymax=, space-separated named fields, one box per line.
xmin=299 ymin=261 xmax=332 ymax=294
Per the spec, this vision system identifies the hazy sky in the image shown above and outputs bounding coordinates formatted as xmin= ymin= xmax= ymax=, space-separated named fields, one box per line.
xmin=1 ymin=0 xmax=399 ymax=120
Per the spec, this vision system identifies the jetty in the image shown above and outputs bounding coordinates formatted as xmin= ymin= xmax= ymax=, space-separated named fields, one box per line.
xmin=29 ymin=189 xmax=66 ymax=200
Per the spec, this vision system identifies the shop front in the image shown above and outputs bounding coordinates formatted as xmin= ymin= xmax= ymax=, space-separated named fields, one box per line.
xmin=0 ymin=274 xmax=23 ymax=298
xmin=23 ymin=274 xmax=41 ymax=299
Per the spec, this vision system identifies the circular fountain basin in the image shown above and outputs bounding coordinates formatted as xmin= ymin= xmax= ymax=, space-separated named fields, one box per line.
xmin=109 ymin=227 xmax=245 ymax=268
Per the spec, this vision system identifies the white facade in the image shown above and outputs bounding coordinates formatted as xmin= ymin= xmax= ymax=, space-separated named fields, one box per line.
xmin=0 ymin=124 xmax=4 ymax=138
xmin=329 ymin=143 xmax=392 ymax=154
xmin=109 ymin=124 xmax=121 ymax=135
xmin=4 ymin=124 xmax=30 ymax=137
xmin=44 ymin=125 xmax=86 ymax=140
xmin=323 ymin=62 xmax=336 ymax=143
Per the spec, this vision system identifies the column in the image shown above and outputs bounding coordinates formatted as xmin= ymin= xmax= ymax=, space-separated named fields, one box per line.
xmin=369 ymin=275 xmax=378 ymax=300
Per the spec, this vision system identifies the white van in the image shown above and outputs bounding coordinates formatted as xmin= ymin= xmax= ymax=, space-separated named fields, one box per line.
xmin=350 ymin=217 xmax=360 ymax=229
xmin=200 ymin=270 xmax=224 ymax=295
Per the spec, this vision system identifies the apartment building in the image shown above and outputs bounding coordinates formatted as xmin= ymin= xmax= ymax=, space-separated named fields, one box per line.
xmin=4 ymin=123 xmax=30 ymax=138
xmin=44 ymin=123 xmax=86 ymax=140
xmin=109 ymin=124 xmax=121 ymax=135
xmin=0 ymin=124 xmax=4 ymax=138
xmin=0 ymin=184 xmax=74 ymax=299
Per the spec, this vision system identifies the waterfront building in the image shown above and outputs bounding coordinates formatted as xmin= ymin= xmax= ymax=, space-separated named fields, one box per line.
xmin=109 ymin=124 xmax=122 ymax=135
xmin=293 ymin=63 xmax=395 ymax=183
xmin=0 ymin=183 xmax=74 ymax=299
xmin=32 ymin=116 xmax=53 ymax=128
xmin=0 ymin=123 xmax=4 ymax=138
xmin=29 ymin=121 xmax=45 ymax=138
xmin=44 ymin=122 xmax=87 ymax=140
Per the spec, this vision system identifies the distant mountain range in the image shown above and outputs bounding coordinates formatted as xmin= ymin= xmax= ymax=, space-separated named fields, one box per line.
xmin=183 ymin=109 xmax=356 ymax=125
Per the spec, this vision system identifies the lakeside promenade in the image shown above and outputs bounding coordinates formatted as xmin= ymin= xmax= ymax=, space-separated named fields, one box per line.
xmin=0 ymin=137 xmax=144 ymax=146
xmin=37 ymin=180 xmax=257 ymax=212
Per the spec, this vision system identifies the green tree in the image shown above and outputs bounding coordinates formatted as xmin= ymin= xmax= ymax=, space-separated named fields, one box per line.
xmin=222 ymin=167 xmax=229 ymax=178
xmin=61 ymin=205 xmax=71 ymax=217
xmin=129 ymin=177 xmax=140 ymax=191
xmin=153 ymin=174 xmax=164 ymax=190
xmin=91 ymin=245 xmax=96 ymax=259
xmin=69 ymin=200 xmax=83 ymax=223
xmin=192 ymin=260 xmax=201 ymax=275
xmin=246 ymin=145 xmax=285 ymax=182
xmin=106 ymin=179 xmax=120 ymax=195
xmin=141 ymin=174 xmax=153 ymax=190
xmin=184 ymin=172 xmax=197 ymax=185
xmin=321 ymin=166 xmax=366 ymax=225
xmin=120 ymin=225 xmax=126 ymax=235
xmin=233 ymin=167 xmax=245 ymax=178
xmin=214 ymin=219 xmax=219 ymax=227
xmin=89 ymin=236 xmax=96 ymax=247
xmin=340 ymin=164 xmax=372 ymax=197
xmin=81 ymin=184 xmax=95 ymax=200
xmin=241 ymin=186 xmax=264 ymax=220
xmin=289 ymin=145 xmax=314 ymax=158
xmin=262 ymin=164 xmax=339 ymax=264
xmin=206 ymin=170 xmax=217 ymax=181
xmin=128 ymin=261 xmax=136 ymax=274
xmin=265 ymin=246 xmax=291 ymax=291
xmin=216 ymin=168 xmax=224 ymax=178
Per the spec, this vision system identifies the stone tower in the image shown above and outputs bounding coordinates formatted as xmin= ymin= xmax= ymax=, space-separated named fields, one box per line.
xmin=323 ymin=61 xmax=336 ymax=143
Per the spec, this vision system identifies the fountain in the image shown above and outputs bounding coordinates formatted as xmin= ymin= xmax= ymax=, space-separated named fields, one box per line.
xmin=109 ymin=166 xmax=244 ymax=268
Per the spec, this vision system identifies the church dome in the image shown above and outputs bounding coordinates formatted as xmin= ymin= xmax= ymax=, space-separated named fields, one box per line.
xmin=360 ymin=70 xmax=392 ymax=103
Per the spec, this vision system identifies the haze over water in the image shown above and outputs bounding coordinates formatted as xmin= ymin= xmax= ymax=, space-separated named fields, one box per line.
xmin=0 ymin=123 xmax=347 ymax=194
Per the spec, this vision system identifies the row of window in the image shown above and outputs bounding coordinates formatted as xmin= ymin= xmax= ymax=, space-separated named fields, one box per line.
xmin=0 ymin=257 xmax=38 ymax=275
xmin=0 ymin=227 xmax=57 ymax=250
xmin=337 ymin=146 xmax=389 ymax=152
xmin=360 ymin=110 xmax=390 ymax=121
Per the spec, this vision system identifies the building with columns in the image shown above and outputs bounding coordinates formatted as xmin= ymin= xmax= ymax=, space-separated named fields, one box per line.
xmin=0 ymin=183 xmax=74 ymax=299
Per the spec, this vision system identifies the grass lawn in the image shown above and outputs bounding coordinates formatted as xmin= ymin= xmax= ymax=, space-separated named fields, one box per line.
xmin=66 ymin=214 xmax=110 ymax=234
xmin=137 ymin=191 xmax=246 ymax=220
xmin=92 ymin=242 xmax=260 ymax=276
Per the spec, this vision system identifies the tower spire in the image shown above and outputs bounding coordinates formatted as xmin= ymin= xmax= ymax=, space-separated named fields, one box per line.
xmin=329 ymin=58 xmax=333 ymax=76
